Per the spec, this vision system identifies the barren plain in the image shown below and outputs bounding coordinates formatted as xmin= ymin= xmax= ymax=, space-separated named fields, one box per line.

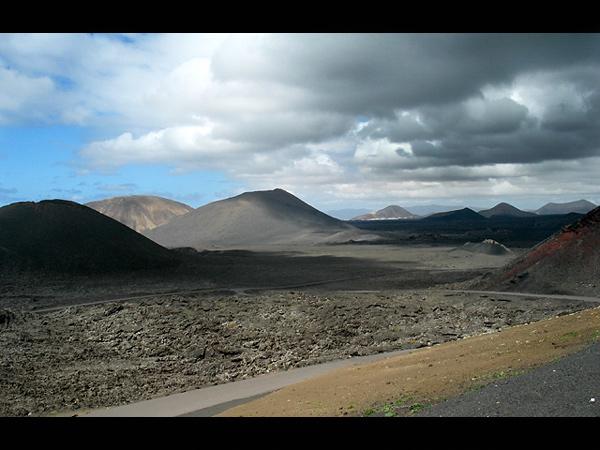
xmin=1 ymin=243 xmax=598 ymax=417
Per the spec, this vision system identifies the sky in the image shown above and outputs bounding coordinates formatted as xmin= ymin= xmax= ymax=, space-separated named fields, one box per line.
xmin=1 ymin=33 xmax=600 ymax=214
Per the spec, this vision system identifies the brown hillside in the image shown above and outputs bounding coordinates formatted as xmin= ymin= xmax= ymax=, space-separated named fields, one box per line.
xmin=86 ymin=195 xmax=194 ymax=232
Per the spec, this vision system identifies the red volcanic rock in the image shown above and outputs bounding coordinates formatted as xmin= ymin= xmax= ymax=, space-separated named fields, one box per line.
xmin=477 ymin=206 xmax=600 ymax=295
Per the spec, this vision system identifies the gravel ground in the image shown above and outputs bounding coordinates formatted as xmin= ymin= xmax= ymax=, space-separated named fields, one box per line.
xmin=1 ymin=244 xmax=598 ymax=417
xmin=0 ymin=287 xmax=595 ymax=417
xmin=415 ymin=337 xmax=600 ymax=417
xmin=217 ymin=304 xmax=600 ymax=417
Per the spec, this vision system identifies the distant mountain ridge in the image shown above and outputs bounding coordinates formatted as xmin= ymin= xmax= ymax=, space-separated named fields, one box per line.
xmin=422 ymin=207 xmax=487 ymax=222
xmin=346 ymin=199 xmax=597 ymax=221
xmin=535 ymin=199 xmax=596 ymax=215
xmin=327 ymin=208 xmax=372 ymax=220
xmin=404 ymin=204 xmax=481 ymax=216
xmin=353 ymin=205 xmax=419 ymax=220
xmin=479 ymin=202 xmax=536 ymax=218
xmin=144 ymin=188 xmax=376 ymax=248
xmin=86 ymin=195 xmax=194 ymax=232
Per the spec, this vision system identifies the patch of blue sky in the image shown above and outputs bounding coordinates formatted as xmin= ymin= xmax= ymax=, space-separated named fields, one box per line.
xmin=80 ymin=164 xmax=234 ymax=208
xmin=90 ymin=33 xmax=146 ymax=44
xmin=0 ymin=120 xmax=241 ymax=208
xmin=52 ymin=75 xmax=76 ymax=91
xmin=0 ymin=125 xmax=83 ymax=205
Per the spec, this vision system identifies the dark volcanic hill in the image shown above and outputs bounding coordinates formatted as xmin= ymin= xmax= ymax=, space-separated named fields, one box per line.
xmin=86 ymin=195 xmax=194 ymax=232
xmin=479 ymin=202 xmax=536 ymax=218
xmin=422 ymin=207 xmax=486 ymax=222
xmin=353 ymin=205 xmax=419 ymax=220
xmin=535 ymin=199 xmax=596 ymax=215
xmin=475 ymin=205 xmax=600 ymax=295
xmin=143 ymin=188 xmax=375 ymax=248
xmin=0 ymin=200 xmax=181 ymax=273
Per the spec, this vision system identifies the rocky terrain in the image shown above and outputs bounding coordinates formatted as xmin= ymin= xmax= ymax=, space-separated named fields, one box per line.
xmin=460 ymin=239 xmax=511 ymax=256
xmin=1 ymin=280 xmax=594 ymax=417
xmin=1 ymin=236 xmax=598 ymax=417
xmin=1 ymin=193 xmax=599 ymax=417
xmin=219 ymin=303 xmax=599 ymax=418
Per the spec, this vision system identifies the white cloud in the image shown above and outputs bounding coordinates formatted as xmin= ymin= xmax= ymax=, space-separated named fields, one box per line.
xmin=77 ymin=123 xmax=229 ymax=168
xmin=353 ymin=137 xmax=409 ymax=169
xmin=2 ymin=33 xmax=600 ymax=209
xmin=98 ymin=183 xmax=136 ymax=192
xmin=0 ymin=66 xmax=54 ymax=123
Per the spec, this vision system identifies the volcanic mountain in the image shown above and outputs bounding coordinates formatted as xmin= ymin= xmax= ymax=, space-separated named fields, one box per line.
xmin=476 ymin=205 xmax=600 ymax=295
xmin=86 ymin=195 xmax=194 ymax=232
xmin=143 ymin=188 xmax=375 ymax=248
xmin=353 ymin=205 xmax=419 ymax=220
xmin=0 ymin=199 xmax=181 ymax=273
xmin=535 ymin=199 xmax=596 ymax=215
xmin=478 ymin=202 xmax=536 ymax=218
xmin=421 ymin=207 xmax=486 ymax=222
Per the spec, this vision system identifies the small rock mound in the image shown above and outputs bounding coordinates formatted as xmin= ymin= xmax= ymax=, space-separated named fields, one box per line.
xmin=462 ymin=239 xmax=511 ymax=255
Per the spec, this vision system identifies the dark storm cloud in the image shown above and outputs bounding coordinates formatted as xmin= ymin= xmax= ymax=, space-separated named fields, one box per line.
xmin=4 ymin=33 xmax=600 ymax=209
xmin=212 ymin=33 xmax=599 ymax=116
xmin=206 ymin=33 xmax=600 ymax=179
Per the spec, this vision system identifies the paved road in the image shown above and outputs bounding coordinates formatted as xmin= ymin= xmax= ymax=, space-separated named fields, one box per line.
xmin=84 ymin=332 xmax=600 ymax=417
xmin=438 ymin=289 xmax=600 ymax=304
xmin=84 ymin=348 xmax=413 ymax=417
xmin=74 ymin=288 xmax=598 ymax=417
